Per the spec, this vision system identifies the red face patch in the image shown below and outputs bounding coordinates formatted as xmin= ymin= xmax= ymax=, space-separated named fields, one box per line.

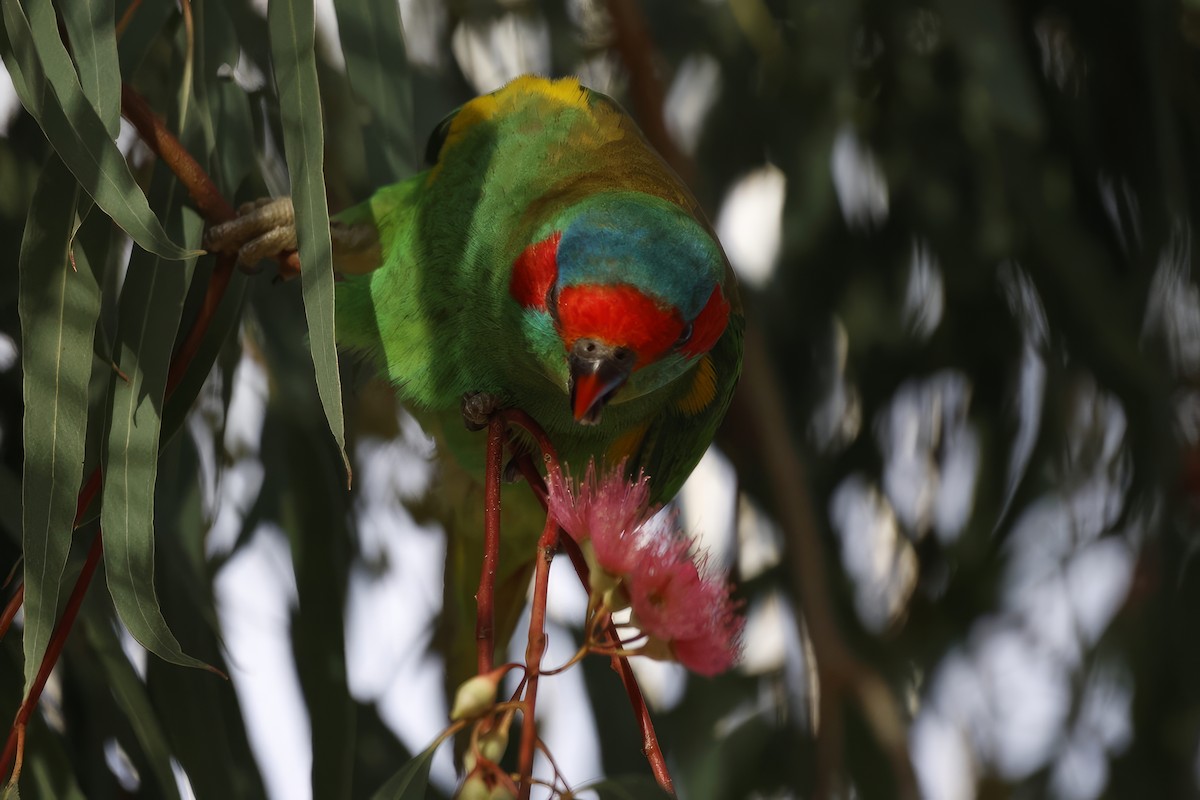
xmin=556 ymin=284 xmax=685 ymax=365
xmin=509 ymin=233 xmax=561 ymax=309
xmin=680 ymin=286 xmax=730 ymax=357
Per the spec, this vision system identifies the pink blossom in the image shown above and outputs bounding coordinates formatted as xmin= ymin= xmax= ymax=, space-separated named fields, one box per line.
xmin=668 ymin=582 xmax=745 ymax=676
xmin=627 ymin=540 xmax=744 ymax=676
xmin=626 ymin=537 xmax=709 ymax=642
xmin=545 ymin=460 xmax=650 ymax=577
xmin=545 ymin=460 xmax=744 ymax=675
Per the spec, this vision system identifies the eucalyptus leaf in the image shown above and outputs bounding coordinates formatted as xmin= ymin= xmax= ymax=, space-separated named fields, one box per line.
xmin=19 ymin=155 xmax=96 ymax=694
xmin=268 ymin=0 xmax=350 ymax=485
xmin=369 ymin=739 xmax=439 ymax=800
xmin=0 ymin=0 xmax=197 ymax=260
xmin=82 ymin=612 xmax=183 ymax=800
xmin=100 ymin=163 xmax=211 ymax=671
xmin=58 ymin=0 xmax=121 ymax=137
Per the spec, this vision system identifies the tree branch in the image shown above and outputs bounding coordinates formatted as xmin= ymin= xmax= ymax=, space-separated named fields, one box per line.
xmin=476 ymin=417 xmax=505 ymax=675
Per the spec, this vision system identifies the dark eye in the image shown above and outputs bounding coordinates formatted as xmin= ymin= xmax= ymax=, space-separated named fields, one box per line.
xmin=676 ymin=322 xmax=693 ymax=348
xmin=546 ymin=283 xmax=560 ymax=320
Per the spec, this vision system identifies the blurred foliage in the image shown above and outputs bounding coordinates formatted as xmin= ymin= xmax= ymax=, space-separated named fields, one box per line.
xmin=0 ymin=0 xmax=1199 ymax=798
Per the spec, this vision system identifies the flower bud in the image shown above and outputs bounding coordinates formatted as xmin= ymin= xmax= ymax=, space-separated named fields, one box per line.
xmin=450 ymin=671 xmax=502 ymax=721
xmin=489 ymin=784 xmax=516 ymax=800
xmin=478 ymin=726 xmax=508 ymax=763
xmin=454 ymin=773 xmax=490 ymax=800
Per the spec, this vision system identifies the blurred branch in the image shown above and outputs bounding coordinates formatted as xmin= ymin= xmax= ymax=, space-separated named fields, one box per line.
xmin=602 ymin=2 xmax=917 ymax=794
xmin=604 ymin=0 xmax=691 ymax=184
xmin=742 ymin=325 xmax=918 ymax=800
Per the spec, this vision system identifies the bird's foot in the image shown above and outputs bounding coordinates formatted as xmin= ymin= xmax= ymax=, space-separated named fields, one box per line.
xmin=204 ymin=197 xmax=297 ymax=273
xmin=461 ymin=391 xmax=502 ymax=431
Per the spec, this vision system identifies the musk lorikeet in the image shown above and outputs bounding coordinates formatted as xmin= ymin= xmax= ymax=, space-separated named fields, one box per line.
xmin=206 ymin=75 xmax=744 ymax=690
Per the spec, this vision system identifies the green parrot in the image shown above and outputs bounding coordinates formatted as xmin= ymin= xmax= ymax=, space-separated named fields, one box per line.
xmin=207 ymin=75 xmax=743 ymax=692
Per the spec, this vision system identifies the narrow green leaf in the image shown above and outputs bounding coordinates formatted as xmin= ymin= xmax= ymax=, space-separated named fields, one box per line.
xmin=59 ymin=0 xmax=121 ymax=137
xmin=331 ymin=0 xmax=416 ymax=178
xmin=100 ymin=162 xmax=211 ymax=671
xmin=0 ymin=0 xmax=197 ymax=260
xmin=82 ymin=612 xmax=183 ymax=800
xmin=19 ymin=155 xmax=96 ymax=694
xmin=369 ymin=740 xmax=439 ymax=800
xmin=268 ymin=0 xmax=350 ymax=485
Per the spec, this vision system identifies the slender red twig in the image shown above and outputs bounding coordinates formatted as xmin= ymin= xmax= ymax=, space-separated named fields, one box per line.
xmin=496 ymin=409 xmax=560 ymax=465
xmin=0 ymin=588 xmax=23 ymax=642
xmin=516 ymin=513 xmax=560 ymax=800
xmin=557 ymin=533 xmax=674 ymax=795
xmin=476 ymin=417 xmax=505 ymax=676
xmin=0 ymin=531 xmax=104 ymax=781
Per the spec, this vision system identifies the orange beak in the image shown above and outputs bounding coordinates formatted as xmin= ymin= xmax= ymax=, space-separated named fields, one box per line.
xmin=568 ymin=338 xmax=634 ymax=426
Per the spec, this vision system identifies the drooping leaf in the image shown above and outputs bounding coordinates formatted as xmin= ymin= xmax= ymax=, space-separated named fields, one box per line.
xmin=18 ymin=155 xmax=96 ymax=694
xmin=81 ymin=611 xmax=183 ymax=800
xmin=369 ymin=739 xmax=439 ymax=800
xmin=99 ymin=161 xmax=211 ymax=671
xmin=331 ymin=0 xmax=416 ymax=179
xmin=58 ymin=0 xmax=122 ymax=137
xmin=0 ymin=0 xmax=196 ymax=260
xmin=268 ymin=0 xmax=350 ymax=485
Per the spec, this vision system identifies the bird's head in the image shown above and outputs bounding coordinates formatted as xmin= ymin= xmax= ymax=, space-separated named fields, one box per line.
xmin=510 ymin=194 xmax=731 ymax=426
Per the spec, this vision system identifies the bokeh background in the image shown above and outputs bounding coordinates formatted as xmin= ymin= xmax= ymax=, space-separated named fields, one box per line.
xmin=2 ymin=0 xmax=1200 ymax=798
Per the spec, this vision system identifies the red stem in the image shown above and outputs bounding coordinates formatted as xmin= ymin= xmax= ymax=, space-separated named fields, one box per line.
xmin=0 ymin=588 xmax=23 ymax=642
xmin=496 ymin=409 xmax=560 ymax=465
xmin=557 ymin=535 xmax=674 ymax=795
xmin=0 ymin=531 xmax=104 ymax=778
xmin=610 ymin=645 xmax=674 ymax=794
xmin=516 ymin=514 xmax=561 ymax=800
xmin=476 ymin=417 xmax=505 ymax=675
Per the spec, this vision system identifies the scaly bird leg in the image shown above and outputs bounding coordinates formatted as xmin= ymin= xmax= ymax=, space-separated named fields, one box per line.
xmin=203 ymin=196 xmax=382 ymax=276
